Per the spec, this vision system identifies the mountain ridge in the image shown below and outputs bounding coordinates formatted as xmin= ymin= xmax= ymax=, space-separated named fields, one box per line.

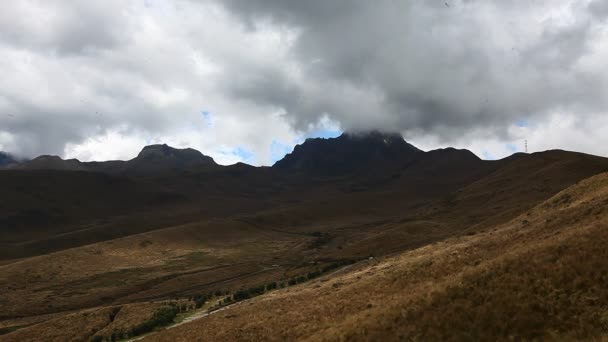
xmin=4 ymin=144 xmax=218 ymax=174
xmin=1 ymin=131 xmax=477 ymax=176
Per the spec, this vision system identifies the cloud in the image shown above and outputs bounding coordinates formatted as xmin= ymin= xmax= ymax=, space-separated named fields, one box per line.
xmin=0 ymin=0 xmax=301 ymax=164
xmin=218 ymin=0 xmax=608 ymax=140
xmin=1 ymin=0 xmax=607 ymax=164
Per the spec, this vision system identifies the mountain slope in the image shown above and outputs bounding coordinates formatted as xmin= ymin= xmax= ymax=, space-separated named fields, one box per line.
xmin=148 ymin=172 xmax=608 ymax=341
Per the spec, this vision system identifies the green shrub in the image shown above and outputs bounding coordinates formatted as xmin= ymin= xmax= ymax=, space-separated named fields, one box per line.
xmin=127 ymin=306 xmax=178 ymax=337
xmin=307 ymin=271 xmax=321 ymax=279
xmin=249 ymin=285 xmax=265 ymax=296
xmin=194 ymin=295 xmax=207 ymax=308
xmin=233 ymin=289 xmax=251 ymax=301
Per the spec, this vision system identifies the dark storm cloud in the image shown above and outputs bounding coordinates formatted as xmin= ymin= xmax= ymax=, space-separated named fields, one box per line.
xmin=218 ymin=0 xmax=608 ymax=140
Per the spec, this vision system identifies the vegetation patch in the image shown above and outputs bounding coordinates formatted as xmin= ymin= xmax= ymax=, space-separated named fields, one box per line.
xmin=209 ymin=259 xmax=357 ymax=311
xmin=0 ymin=325 xmax=24 ymax=335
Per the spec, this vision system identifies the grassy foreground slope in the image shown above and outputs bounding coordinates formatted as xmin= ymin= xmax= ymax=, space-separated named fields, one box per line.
xmin=149 ymin=172 xmax=608 ymax=341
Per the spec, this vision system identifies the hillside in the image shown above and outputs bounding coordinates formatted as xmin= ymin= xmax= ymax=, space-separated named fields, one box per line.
xmin=4 ymin=135 xmax=608 ymax=262
xmin=147 ymin=172 xmax=608 ymax=341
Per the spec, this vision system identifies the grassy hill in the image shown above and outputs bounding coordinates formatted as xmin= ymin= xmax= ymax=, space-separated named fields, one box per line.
xmin=147 ymin=172 xmax=608 ymax=341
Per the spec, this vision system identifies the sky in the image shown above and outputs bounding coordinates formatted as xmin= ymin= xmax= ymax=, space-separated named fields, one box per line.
xmin=1 ymin=0 xmax=607 ymax=165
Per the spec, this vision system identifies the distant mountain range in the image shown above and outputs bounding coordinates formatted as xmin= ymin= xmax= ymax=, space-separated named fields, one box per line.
xmin=1 ymin=132 xmax=476 ymax=176
xmin=2 ymin=144 xmax=217 ymax=174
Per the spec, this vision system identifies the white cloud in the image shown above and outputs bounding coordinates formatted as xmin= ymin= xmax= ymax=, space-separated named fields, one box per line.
xmin=1 ymin=0 xmax=608 ymax=165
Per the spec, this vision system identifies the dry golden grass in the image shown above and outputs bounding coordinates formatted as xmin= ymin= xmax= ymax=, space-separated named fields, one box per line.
xmin=147 ymin=172 xmax=608 ymax=341
xmin=0 ymin=302 xmax=175 ymax=342
xmin=0 ymin=306 xmax=118 ymax=342
xmin=0 ymin=218 xmax=306 ymax=319
xmin=93 ymin=302 xmax=172 ymax=339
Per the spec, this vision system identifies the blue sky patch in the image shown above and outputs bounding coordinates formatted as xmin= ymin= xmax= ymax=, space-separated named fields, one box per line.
xmin=232 ymin=147 xmax=254 ymax=164
xmin=269 ymin=139 xmax=293 ymax=165
xmin=201 ymin=111 xmax=213 ymax=127
xmin=307 ymin=128 xmax=342 ymax=139
xmin=482 ymin=150 xmax=495 ymax=160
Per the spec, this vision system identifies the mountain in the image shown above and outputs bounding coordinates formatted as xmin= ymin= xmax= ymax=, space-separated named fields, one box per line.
xmin=7 ymin=144 xmax=218 ymax=174
xmin=13 ymin=155 xmax=87 ymax=171
xmin=121 ymin=144 xmax=217 ymax=174
xmin=274 ymin=131 xmax=422 ymax=175
xmin=0 ymin=152 xmax=20 ymax=167
xmin=2 ymin=131 xmax=608 ymax=340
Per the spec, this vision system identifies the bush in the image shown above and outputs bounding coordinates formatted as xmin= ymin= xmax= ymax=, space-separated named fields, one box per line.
xmin=266 ymin=282 xmax=278 ymax=290
xmin=321 ymin=260 xmax=355 ymax=273
xmin=232 ymin=284 xmax=269 ymax=302
xmin=233 ymin=289 xmax=251 ymax=301
xmin=288 ymin=279 xmax=297 ymax=286
xmin=194 ymin=295 xmax=207 ymax=308
xmin=307 ymin=271 xmax=321 ymax=279
xmin=322 ymin=263 xmax=340 ymax=273
xmin=127 ymin=306 xmax=178 ymax=337
xmin=249 ymin=285 xmax=265 ymax=296
xmin=90 ymin=335 xmax=103 ymax=342
xmin=296 ymin=276 xmax=307 ymax=283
